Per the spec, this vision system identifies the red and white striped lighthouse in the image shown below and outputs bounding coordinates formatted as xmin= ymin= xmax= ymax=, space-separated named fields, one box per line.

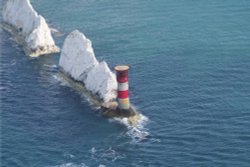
xmin=115 ymin=65 xmax=130 ymax=111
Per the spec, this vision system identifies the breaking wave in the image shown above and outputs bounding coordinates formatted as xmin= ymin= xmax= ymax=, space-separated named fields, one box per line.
xmin=50 ymin=163 xmax=88 ymax=167
xmin=111 ymin=113 xmax=150 ymax=143
xmin=50 ymin=162 xmax=106 ymax=167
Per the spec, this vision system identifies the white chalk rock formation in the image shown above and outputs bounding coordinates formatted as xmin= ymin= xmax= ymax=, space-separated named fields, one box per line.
xmin=59 ymin=30 xmax=98 ymax=81
xmin=85 ymin=62 xmax=117 ymax=102
xmin=2 ymin=0 xmax=59 ymax=57
xmin=59 ymin=30 xmax=117 ymax=102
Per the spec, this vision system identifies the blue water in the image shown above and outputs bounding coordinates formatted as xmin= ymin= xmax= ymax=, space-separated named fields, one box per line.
xmin=1 ymin=0 xmax=250 ymax=166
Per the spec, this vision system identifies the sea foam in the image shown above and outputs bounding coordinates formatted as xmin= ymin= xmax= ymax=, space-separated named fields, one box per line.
xmin=112 ymin=113 xmax=150 ymax=142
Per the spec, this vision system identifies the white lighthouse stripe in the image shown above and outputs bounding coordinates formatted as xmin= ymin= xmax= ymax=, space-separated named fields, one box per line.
xmin=118 ymin=82 xmax=129 ymax=91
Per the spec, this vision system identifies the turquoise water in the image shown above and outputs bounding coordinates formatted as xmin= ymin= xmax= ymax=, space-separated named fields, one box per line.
xmin=1 ymin=0 xmax=250 ymax=166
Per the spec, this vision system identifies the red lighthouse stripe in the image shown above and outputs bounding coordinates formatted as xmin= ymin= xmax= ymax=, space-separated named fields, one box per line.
xmin=118 ymin=90 xmax=129 ymax=99
xmin=117 ymin=76 xmax=128 ymax=83
xmin=116 ymin=70 xmax=129 ymax=83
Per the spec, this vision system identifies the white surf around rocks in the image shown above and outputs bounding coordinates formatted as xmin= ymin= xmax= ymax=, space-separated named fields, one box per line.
xmin=112 ymin=114 xmax=150 ymax=143
xmin=59 ymin=30 xmax=117 ymax=103
xmin=2 ymin=0 xmax=59 ymax=57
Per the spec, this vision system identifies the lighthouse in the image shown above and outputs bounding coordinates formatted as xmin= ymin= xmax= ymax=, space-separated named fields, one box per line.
xmin=115 ymin=65 xmax=130 ymax=111
xmin=101 ymin=65 xmax=136 ymax=118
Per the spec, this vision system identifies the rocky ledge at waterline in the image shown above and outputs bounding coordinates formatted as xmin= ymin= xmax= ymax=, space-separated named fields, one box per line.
xmin=2 ymin=0 xmax=59 ymax=57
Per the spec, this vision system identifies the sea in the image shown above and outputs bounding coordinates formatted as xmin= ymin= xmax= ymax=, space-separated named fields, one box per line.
xmin=1 ymin=0 xmax=250 ymax=166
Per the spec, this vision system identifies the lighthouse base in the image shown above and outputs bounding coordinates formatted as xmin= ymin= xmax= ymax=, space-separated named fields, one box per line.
xmin=101 ymin=102 xmax=133 ymax=116
xmin=101 ymin=102 xmax=141 ymax=126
